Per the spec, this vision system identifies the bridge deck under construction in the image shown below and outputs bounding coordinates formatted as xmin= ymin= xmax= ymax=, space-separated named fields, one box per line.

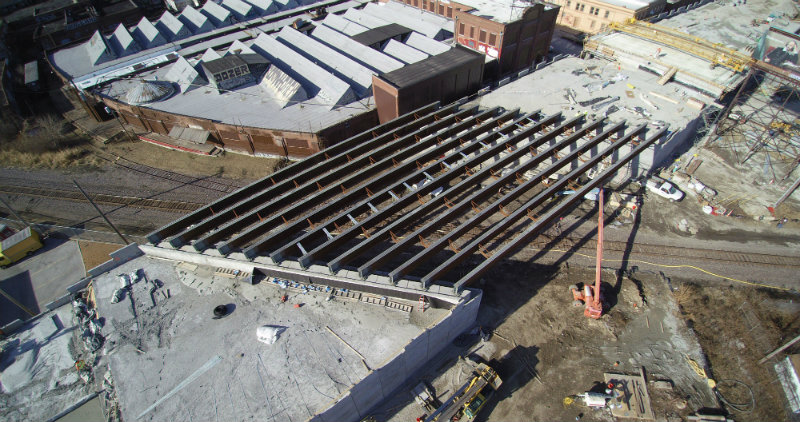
xmin=147 ymin=100 xmax=665 ymax=292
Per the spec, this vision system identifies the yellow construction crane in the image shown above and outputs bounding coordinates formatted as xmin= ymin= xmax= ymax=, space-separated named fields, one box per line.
xmin=608 ymin=19 xmax=754 ymax=72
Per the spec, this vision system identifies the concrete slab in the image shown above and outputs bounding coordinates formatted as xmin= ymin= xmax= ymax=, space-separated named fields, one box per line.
xmin=93 ymin=255 xmax=450 ymax=422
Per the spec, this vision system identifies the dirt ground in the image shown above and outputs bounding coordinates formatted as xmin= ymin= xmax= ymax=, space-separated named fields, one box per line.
xmin=376 ymin=262 xmax=799 ymax=422
xmin=77 ymin=241 xmax=124 ymax=273
xmin=97 ymin=138 xmax=285 ymax=180
xmin=672 ymin=281 xmax=800 ymax=421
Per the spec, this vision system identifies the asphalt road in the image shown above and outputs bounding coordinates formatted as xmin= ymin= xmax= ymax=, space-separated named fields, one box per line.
xmin=0 ymin=239 xmax=85 ymax=326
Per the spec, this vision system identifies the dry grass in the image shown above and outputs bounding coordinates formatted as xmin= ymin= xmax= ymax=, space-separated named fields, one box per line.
xmin=0 ymin=115 xmax=102 ymax=169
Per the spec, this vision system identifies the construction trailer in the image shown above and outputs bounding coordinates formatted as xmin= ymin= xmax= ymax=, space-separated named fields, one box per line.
xmin=0 ymin=227 xmax=43 ymax=267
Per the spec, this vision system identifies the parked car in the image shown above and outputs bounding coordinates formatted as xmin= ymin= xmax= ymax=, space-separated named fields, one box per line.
xmin=646 ymin=176 xmax=684 ymax=201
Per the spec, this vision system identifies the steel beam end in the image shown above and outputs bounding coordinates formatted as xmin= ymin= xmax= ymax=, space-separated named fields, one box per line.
xmin=168 ymin=236 xmax=185 ymax=249
xmin=192 ymin=239 xmax=207 ymax=251
xmin=243 ymin=247 xmax=259 ymax=260
xmin=269 ymin=253 xmax=284 ymax=265
xmin=357 ymin=266 xmax=371 ymax=279
xmin=147 ymin=233 xmax=162 ymax=245
xmin=328 ymin=262 xmax=341 ymax=274
xmin=217 ymin=244 xmax=232 ymax=256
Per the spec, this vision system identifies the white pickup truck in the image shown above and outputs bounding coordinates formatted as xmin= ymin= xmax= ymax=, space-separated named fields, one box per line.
xmin=646 ymin=176 xmax=684 ymax=201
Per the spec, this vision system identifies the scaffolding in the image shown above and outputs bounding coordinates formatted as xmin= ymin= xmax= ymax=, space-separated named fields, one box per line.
xmin=713 ymin=61 xmax=800 ymax=183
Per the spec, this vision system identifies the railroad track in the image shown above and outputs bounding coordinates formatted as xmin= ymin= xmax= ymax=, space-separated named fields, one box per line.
xmin=0 ymin=185 xmax=203 ymax=213
xmin=90 ymin=149 xmax=242 ymax=194
xmin=528 ymin=236 xmax=800 ymax=270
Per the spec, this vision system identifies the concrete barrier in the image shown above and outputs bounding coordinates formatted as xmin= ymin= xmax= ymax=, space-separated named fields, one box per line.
xmin=497 ymin=76 xmax=511 ymax=87
xmin=518 ymin=68 xmax=530 ymax=78
xmin=1 ymin=319 xmax=25 ymax=334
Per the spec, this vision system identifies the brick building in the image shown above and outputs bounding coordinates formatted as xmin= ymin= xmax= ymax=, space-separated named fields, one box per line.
xmin=384 ymin=0 xmax=560 ymax=78
xmin=549 ymin=0 xmax=665 ymax=40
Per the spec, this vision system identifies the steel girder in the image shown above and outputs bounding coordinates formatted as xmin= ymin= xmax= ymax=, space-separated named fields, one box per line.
xmin=220 ymin=106 xmax=498 ymax=255
xmin=291 ymin=108 xmax=537 ymax=268
xmin=146 ymin=101 xmax=443 ymax=245
xmin=452 ymin=127 xmax=668 ymax=292
xmin=386 ymin=119 xmax=619 ymax=284
xmin=262 ymin=108 xmax=529 ymax=264
xmin=326 ymin=111 xmax=565 ymax=274
xmin=354 ymin=114 xmax=597 ymax=278
xmin=417 ymin=124 xmax=650 ymax=288
xmin=197 ymin=106 xmax=480 ymax=254
xmin=185 ymin=104 xmax=467 ymax=251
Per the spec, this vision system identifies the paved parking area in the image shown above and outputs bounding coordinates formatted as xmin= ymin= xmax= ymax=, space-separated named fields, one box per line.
xmin=0 ymin=239 xmax=86 ymax=326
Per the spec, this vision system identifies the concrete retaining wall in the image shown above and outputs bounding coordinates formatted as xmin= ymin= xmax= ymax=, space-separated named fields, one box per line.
xmin=310 ymin=289 xmax=482 ymax=422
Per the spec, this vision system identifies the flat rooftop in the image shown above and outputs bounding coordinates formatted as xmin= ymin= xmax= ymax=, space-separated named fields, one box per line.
xmin=93 ymin=254 xmax=447 ymax=422
xmin=587 ymin=30 xmax=745 ymax=98
xmin=102 ymin=63 xmax=370 ymax=132
xmin=478 ymin=56 xmax=705 ymax=130
xmin=655 ymin=0 xmax=798 ymax=53
xmin=453 ymin=0 xmax=561 ymax=23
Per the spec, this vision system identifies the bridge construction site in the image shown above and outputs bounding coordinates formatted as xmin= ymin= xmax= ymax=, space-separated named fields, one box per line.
xmin=2 ymin=0 xmax=800 ymax=421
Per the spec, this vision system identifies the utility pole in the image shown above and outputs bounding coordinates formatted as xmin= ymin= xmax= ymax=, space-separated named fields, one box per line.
xmin=73 ymin=180 xmax=130 ymax=244
xmin=0 ymin=194 xmax=31 ymax=228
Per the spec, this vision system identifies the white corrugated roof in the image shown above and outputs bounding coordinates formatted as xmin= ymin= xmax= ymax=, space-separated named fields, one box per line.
xmin=201 ymin=48 xmax=223 ymax=62
xmin=157 ymin=11 xmax=192 ymax=41
xmin=382 ymin=0 xmax=451 ymax=27
xmin=109 ymin=24 xmax=141 ymax=57
xmin=222 ymin=0 xmax=255 ymax=19
xmin=362 ymin=2 xmax=446 ymax=40
xmin=382 ymin=39 xmax=428 ymax=64
xmin=165 ymin=56 xmax=205 ymax=92
xmin=273 ymin=0 xmax=299 ymax=10
xmin=202 ymin=1 xmax=232 ymax=26
xmin=132 ymin=17 xmax=167 ymax=49
xmin=86 ymin=30 xmax=116 ymax=65
xmin=243 ymin=0 xmax=278 ymax=14
xmin=404 ymin=31 xmax=450 ymax=55
xmin=179 ymin=6 xmax=216 ymax=33
xmin=321 ymin=13 xmax=368 ymax=36
xmin=251 ymin=33 xmax=356 ymax=108
xmin=226 ymin=39 xmax=257 ymax=55
xmin=259 ymin=64 xmax=308 ymax=107
xmin=342 ymin=7 xmax=390 ymax=28
xmin=310 ymin=24 xmax=403 ymax=74
xmin=277 ymin=26 xmax=372 ymax=95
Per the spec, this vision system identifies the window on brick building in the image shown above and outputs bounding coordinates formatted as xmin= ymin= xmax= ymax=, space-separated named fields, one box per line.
xmin=459 ymin=22 xmax=465 ymax=35
xmin=575 ymin=2 xmax=579 ymax=9
xmin=479 ymin=29 xmax=486 ymax=42
xmin=580 ymin=4 xmax=584 ymax=11
xmin=470 ymin=25 xmax=475 ymax=38
xmin=488 ymin=32 xmax=497 ymax=45
xmin=446 ymin=6 xmax=453 ymax=17
xmin=594 ymin=7 xmax=599 ymax=15
xmin=439 ymin=4 xmax=444 ymax=14
xmin=566 ymin=0 xmax=571 ymax=6
xmin=604 ymin=10 xmax=609 ymax=18
xmin=422 ymin=0 xmax=427 ymax=9
xmin=589 ymin=6 xmax=594 ymax=14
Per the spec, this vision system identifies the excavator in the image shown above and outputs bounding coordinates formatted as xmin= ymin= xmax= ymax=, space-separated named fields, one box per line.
xmin=421 ymin=362 xmax=502 ymax=422
xmin=570 ymin=187 xmax=605 ymax=319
